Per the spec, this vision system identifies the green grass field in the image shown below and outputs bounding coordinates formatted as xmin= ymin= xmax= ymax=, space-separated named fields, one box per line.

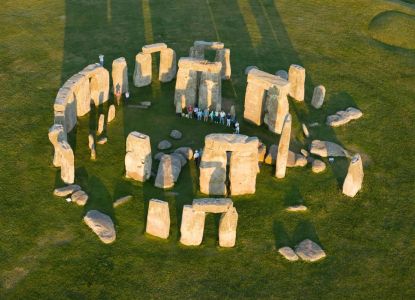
xmin=1 ymin=0 xmax=415 ymax=298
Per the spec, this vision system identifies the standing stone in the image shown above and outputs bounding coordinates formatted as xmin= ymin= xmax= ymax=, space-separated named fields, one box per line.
xmin=264 ymin=144 xmax=277 ymax=165
xmin=264 ymin=84 xmax=290 ymax=134
xmin=97 ymin=114 xmax=105 ymax=135
xmin=133 ymin=52 xmax=152 ymax=87
xmin=229 ymin=151 xmax=258 ymax=195
xmin=243 ymin=81 xmax=266 ymax=125
xmin=276 ymin=114 xmax=291 ymax=178
xmin=343 ymin=154 xmax=364 ymax=197
xmin=215 ymin=48 xmax=231 ymax=80
xmin=111 ymin=57 xmax=129 ymax=95
xmin=146 ymin=199 xmax=170 ymax=239
xmin=107 ymin=105 xmax=115 ymax=123
xmin=154 ymin=154 xmax=182 ymax=189
xmin=180 ymin=205 xmax=206 ymax=246
xmin=199 ymin=149 xmax=227 ymax=195
xmin=125 ymin=132 xmax=152 ymax=182
xmin=159 ymin=48 xmax=176 ymax=82
xmin=288 ymin=64 xmax=305 ymax=101
xmin=174 ymin=68 xmax=198 ymax=108
xmin=275 ymin=70 xmax=288 ymax=80
xmin=311 ymin=85 xmax=326 ymax=109
xmin=48 ymin=124 xmax=66 ymax=167
xmin=88 ymin=134 xmax=94 ymax=150
xmin=198 ymin=71 xmax=221 ymax=110
xmin=258 ymin=143 xmax=266 ymax=162
xmin=218 ymin=207 xmax=238 ymax=247
xmin=83 ymin=210 xmax=116 ymax=244
xmin=58 ymin=140 xmax=75 ymax=184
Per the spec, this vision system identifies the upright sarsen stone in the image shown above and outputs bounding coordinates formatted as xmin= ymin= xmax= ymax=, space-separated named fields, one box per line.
xmin=288 ymin=64 xmax=305 ymax=101
xmin=343 ymin=154 xmax=364 ymax=197
xmin=146 ymin=199 xmax=170 ymax=239
xmin=311 ymin=85 xmax=325 ymax=109
xmin=159 ymin=48 xmax=177 ymax=82
xmin=112 ymin=57 xmax=129 ymax=95
xmin=174 ymin=68 xmax=198 ymax=108
xmin=219 ymin=207 xmax=238 ymax=247
xmin=198 ymin=71 xmax=221 ymax=110
xmin=125 ymin=132 xmax=152 ymax=182
xmin=133 ymin=52 xmax=152 ymax=87
xmin=215 ymin=48 xmax=231 ymax=80
xmin=264 ymin=83 xmax=290 ymax=134
xmin=180 ymin=205 xmax=206 ymax=246
xmin=58 ymin=140 xmax=75 ymax=184
xmin=276 ymin=114 xmax=292 ymax=178
xmin=48 ymin=124 xmax=66 ymax=167
xmin=229 ymin=151 xmax=258 ymax=195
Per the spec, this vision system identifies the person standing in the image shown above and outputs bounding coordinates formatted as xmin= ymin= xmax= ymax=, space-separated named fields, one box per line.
xmin=204 ymin=108 xmax=209 ymax=122
xmin=209 ymin=110 xmax=214 ymax=122
xmin=187 ymin=104 xmax=193 ymax=119
xmin=226 ymin=113 xmax=231 ymax=127
xmin=214 ymin=110 xmax=219 ymax=123
xmin=235 ymin=121 xmax=240 ymax=134
xmin=194 ymin=105 xmax=199 ymax=119
xmin=193 ymin=150 xmax=200 ymax=167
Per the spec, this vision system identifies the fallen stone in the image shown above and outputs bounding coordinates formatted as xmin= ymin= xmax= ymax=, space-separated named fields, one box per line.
xmin=286 ymin=205 xmax=308 ymax=212
xmin=165 ymin=191 xmax=179 ymax=197
xmin=113 ymin=195 xmax=133 ymax=208
xmin=158 ymin=140 xmax=172 ymax=150
xmin=326 ymin=107 xmax=363 ymax=127
xmin=302 ymin=123 xmax=310 ymax=138
xmin=97 ymin=137 xmax=107 ymax=145
xmin=71 ymin=190 xmax=88 ymax=206
xmin=180 ymin=205 xmax=206 ymax=246
xmin=287 ymin=151 xmax=307 ymax=167
xmin=301 ymin=149 xmax=309 ymax=157
xmin=83 ymin=210 xmax=116 ymax=244
xmin=278 ymin=246 xmax=299 ymax=261
xmin=171 ymin=153 xmax=187 ymax=167
xmin=309 ymin=122 xmax=319 ymax=127
xmin=219 ymin=207 xmax=238 ymax=247
xmin=295 ymin=239 xmax=326 ymax=262
xmin=342 ymin=154 xmax=364 ymax=197
xmin=192 ymin=198 xmax=233 ymax=213
xmin=170 ymin=129 xmax=182 ymax=140
xmin=128 ymin=104 xmax=148 ymax=109
xmin=146 ymin=199 xmax=170 ymax=239
xmin=311 ymin=85 xmax=326 ymax=109
xmin=154 ymin=154 xmax=182 ymax=189
xmin=53 ymin=185 xmax=81 ymax=197
xmin=310 ymin=140 xmax=348 ymax=157
xmin=107 ymin=105 xmax=115 ymax=123
xmin=312 ymin=159 xmax=326 ymax=173
xmin=174 ymin=147 xmax=193 ymax=160
xmin=275 ymin=70 xmax=288 ymax=80
xmin=140 ymin=101 xmax=152 ymax=107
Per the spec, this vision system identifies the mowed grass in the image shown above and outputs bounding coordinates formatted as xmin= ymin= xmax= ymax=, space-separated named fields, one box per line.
xmin=0 ymin=0 xmax=415 ymax=298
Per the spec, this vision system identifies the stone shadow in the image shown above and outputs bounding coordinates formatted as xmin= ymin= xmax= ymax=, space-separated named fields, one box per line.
xmin=273 ymin=221 xmax=291 ymax=249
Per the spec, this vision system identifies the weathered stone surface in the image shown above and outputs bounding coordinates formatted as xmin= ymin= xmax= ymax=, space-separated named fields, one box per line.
xmin=229 ymin=150 xmax=259 ymax=195
xmin=97 ymin=114 xmax=105 ymax=135
xmin=159 ymin=48 xmax=176 ymax=82
xmin=302 ymin=123 xmax=310 ymax=138
xmin=244 ymin=68 xmax=290 ymax=126
xmin=264 ymin=83 xmax=290 ymax=134
xmin=53 ymin=184 xmax=81 ymax=197
xmin=288 ymin=64 xmax=305 ymax=101
xmin=287 ymin=151 xmax=307 ymax=167
xmin=278 ymin=246 xmax=299 ymax=261
xmin=312 ymin=159 xmax=326 ymax=173
xmin=108 ymin=105 xmax=115 ymax=123
xmin=154 ymin=155 xmax=182 ymax=189
xmin=194 ymin=40 xmax=224 ymax=51
xmin=310 ymin=140 xmax=348 ymax=157
xmin=88 ymin=134 xmax=94 ymax=150
xmin=78 ymin=64 xmax=109 ymax=107
xmin=192 ymin=198 xmax=233 ymax=213
xmin=158 ymin=140 xmax=172 ymax=150
xmin=113 ymin=195 xmax=133 ymax=208
xmin=142 ymin=43 xmax=167 ymax=54
xmin=199 ymin=150 xmax=227 ymax=195
xmin=125 ymin=132 xmax=152 ymax=182
xmin=154 ymin=152 xmax=165 ymax=160
xmin=71 ymin=190 xmax=88 ymax=206
xmin=83 ymin=210 xmax=116 ymax=244
xmin=276 ymin=114 xmax=291 ymax=178
xmin=264 ymin=144 xmax=277 ymax=165
xmin=170 ymin=153 xmax=187 ymax=167
xmin=326 ymin=107 xmax=363 ymax=127
xmin=245 ymin=66 xmax=258 ymax=75
xmin=58 ymin=140 xmax=75 ymax=184
xmin=286 ymin=205 xmax=308 ymax=212
xmin=90 ymin=146 xmax=96 ymax=160
xmin=258 ymin=143 xmax=266 ymax=162
xmin=180 ymin=205 xmax=206 ymax=246
xmin=343 ymin=154 xmax=364 ymax=197
xmin=219 ymin=207 xmax=238 ymax=247
xmin=97 ymin=137 xmax=107 ymax=145
xmin=174 ymin=68 xmax=198 ymax=108
xmin=146 ymin=199 xmax=170 ymax=239
xmin=275 ymin=70 xmax=288 ymax=80
xmin=311 ymin=85 xmax=325 ymax=109
xmin=215 ymin=48 xmax=231 ymax=79
xmin=230 ymin=105 xmax=236 ymax=119
xmin=301 ymin=149 xmax=309 ymax=157
xmin=112 ymin=57 xmax=128 ymax=95
xmin=170 ymin=129 xmax=182 ymax=140
xmin=174 ymin=147 xmax=193 ymax=160
xmin=198 ymin=71 xmax=222 ymax=110
xmin=48 ymin=124 xmax=66 ymax=167
xmin=61 ymin=73 xmax=91 ymax=117
xmin=133 ymin=52 xmax=152 ymax=87
xmin=295 ymin=239 xmax=326 ymax=262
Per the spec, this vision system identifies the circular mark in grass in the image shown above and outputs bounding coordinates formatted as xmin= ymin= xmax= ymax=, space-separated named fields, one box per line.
xmin=369 ymin=10 xmax=415 ymax=50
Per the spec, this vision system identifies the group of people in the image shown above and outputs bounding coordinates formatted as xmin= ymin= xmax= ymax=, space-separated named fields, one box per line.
xmin=178 ymin=104 xmax=240 ymax=134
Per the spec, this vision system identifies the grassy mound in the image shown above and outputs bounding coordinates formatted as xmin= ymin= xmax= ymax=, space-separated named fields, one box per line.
xmin=369 ymin=10 xmax=415 ymax=49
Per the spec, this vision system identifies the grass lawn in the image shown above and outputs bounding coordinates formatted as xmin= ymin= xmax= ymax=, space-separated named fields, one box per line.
xmin=1 ymin=0 xmax=415 ymax=298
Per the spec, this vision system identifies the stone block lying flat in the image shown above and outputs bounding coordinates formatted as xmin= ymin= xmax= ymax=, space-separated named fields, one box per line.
xmin=142 ymin=43 xmax=168 ymax=54
xmin=83 ymin=210 xmax=116 ymax=244
xmin=192 ymin=198 xmax=233 ymax=213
